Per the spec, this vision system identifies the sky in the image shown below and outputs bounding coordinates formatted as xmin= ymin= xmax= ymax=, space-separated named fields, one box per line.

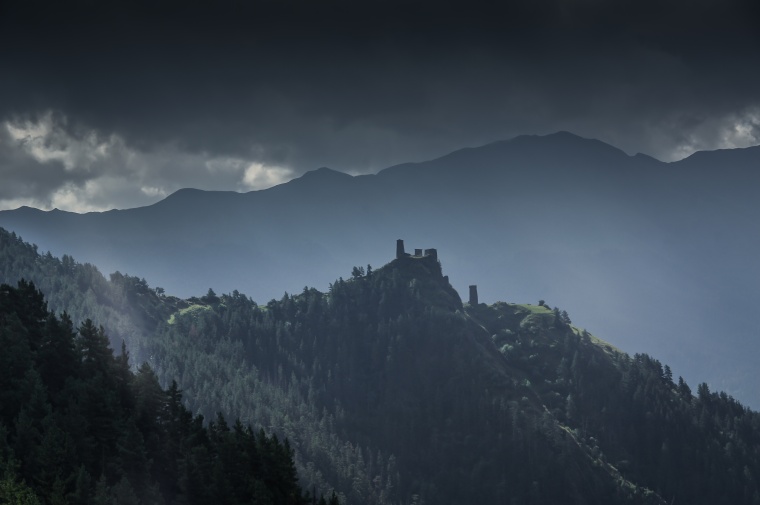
xmin=1 ymin=0 xmax=760 ymax=212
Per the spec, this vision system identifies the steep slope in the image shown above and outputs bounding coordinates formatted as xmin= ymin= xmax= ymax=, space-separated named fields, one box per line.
xmin=244 ymin=254 xmax=665 ymax=504
xmin=468 ymin=302 xmax=760 ymax=504
xmin=0 ymin=229 xmax=660 ymax=504
xmin=4 ymin=229 xmax=760 ymax=504
xmin=0 ymin=281 xmax=311 ymax=505
xmin=0 ymin=228 xmax=366 ymax=503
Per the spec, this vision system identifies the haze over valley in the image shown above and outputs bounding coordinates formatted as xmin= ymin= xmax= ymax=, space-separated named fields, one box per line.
xmin=2 ymin=131 xmax=760 ymax=409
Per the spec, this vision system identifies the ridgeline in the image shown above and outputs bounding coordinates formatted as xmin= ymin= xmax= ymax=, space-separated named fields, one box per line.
xmin=1 ymin=228 xmax=759 ymax=504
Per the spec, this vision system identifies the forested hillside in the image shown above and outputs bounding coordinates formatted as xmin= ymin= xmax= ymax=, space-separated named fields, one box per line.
xmin=2 ymin=227 xmax=760 ymax=504
xmin=0 ymin=280 xmax=325 ymax=505
xmin=0 ymin=228 xmax=385 ymax=503
xmin=468 ymin=302 xmax=760 ymax=504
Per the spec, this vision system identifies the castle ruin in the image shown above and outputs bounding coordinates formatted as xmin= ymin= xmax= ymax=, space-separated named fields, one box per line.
xmin=395 ymin=239 xmax=478 ymax=306
xmin=396 ymin=239 xmax=437 ymax=260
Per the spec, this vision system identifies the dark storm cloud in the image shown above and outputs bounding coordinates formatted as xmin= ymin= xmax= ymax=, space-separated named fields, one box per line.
xmin=0 ymin=109 xmax=294 ymax=211
xmin=0 ymin=125 xmax=75 ymax=202
xmin=1 ymin=0 xmax=759 ymax=187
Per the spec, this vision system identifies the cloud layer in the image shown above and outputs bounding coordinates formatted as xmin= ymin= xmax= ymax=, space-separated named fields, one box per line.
xmin=1 ymin=0 xmax=759 ymax=211
xmin=0 ymin=112 xmax=292 ymax=211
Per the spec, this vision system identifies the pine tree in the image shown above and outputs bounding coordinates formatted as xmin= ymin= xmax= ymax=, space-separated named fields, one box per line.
xmin=0 ymin=471 xmax=42 ymax=505
xmin=328 ymin=490 xmax=340 ymax=505
xmin=76 ymin=320 xmax=114 ymax=378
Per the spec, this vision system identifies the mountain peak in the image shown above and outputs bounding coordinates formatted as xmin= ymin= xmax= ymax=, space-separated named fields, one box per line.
xmin=299 ymin=166 xmax=352 ymax=180
xmin=378 ymin=130 xmax=637 ymax=184
xmin=372 ymin=240 xmax=463 ymax=311
xmin=508 ymin=131 xmax=631 ymax=157
xmin=151 ymin=187 xmax=242 ymax=208
xmin=272 ymin=166 xmax=356 ymax=197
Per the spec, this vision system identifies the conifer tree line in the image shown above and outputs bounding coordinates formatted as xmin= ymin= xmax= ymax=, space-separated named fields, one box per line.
xmin=0 ymin=279 xmax=337 ymax=505
xmin=0 ymin=229 xmax=365 ymax=503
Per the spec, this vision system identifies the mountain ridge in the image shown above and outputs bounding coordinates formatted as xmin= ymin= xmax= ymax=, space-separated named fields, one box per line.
xmin=3 ymin=227 xmax=759 ymax=504
xmin=1 ymin=131 xmax=760 ymax=411
xmin=8 ymin=131 xmax=758 ymax=216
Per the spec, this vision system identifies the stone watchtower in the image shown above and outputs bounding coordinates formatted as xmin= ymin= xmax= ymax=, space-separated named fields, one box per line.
xmin=396 ymin=239 xmax=406 ymax=259
xmin=469 ymin=285 xmax=479 ymax=305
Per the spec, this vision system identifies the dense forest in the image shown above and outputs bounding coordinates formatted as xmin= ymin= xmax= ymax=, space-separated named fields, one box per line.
xmin=2 ymin=226 xmax=760 ymax=504
xmin=0 ymin=279 xmax=342 ymax=504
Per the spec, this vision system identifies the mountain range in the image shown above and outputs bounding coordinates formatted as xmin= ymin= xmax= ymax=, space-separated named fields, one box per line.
xmin=1 ymin=131 xmax=759 ymax=408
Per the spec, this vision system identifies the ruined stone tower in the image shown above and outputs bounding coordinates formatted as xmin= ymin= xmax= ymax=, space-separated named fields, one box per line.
xmin=396 ymin=239 xmax=406 ymax=259
xmin=469 ymin=285 xmax=479 ymax=305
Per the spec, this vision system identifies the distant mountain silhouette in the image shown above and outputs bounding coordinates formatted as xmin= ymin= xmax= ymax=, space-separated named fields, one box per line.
xmin=2 ymin=131 xmax=760 ymax=408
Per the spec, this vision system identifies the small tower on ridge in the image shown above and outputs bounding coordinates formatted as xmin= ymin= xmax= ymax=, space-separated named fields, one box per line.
xmin=396 ymin=239 xmax=406 ymax=259
xmin=469 ymin=285 xmax=479 ymax=305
